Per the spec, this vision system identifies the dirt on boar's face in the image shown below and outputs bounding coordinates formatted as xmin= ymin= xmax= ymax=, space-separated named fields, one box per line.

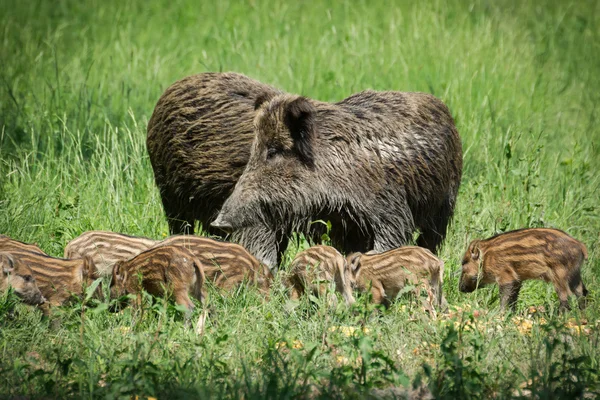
xmin=213 ymin=91 xmax=462 ymax=269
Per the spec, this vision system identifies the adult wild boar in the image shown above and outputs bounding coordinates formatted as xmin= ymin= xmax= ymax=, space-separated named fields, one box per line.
xmin=147 ymin=72 xmax=281 ymax=242
xmin=212 ymin=91 xmax=463 ymax=267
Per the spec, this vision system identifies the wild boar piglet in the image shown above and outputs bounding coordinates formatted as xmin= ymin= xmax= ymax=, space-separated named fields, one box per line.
xmin=0 ymin=235 xmax=48 ymax=256
xmin=161 ymin=236 xmax=273 ymax=295
xmin=65 ymin=231 xmax=272 ymax=294
xmin=459 ymin=228 xmax=588 ymax=311
xmin=110 ymin=245 xmax=207 ymax=315
xmin=64 ymin=231 xmax=156 ymax=277
xmin=0 ymin=252 xmax=46 ymax=306
xmin=288 ymin=245 xmax=355 ymax=306
xmin=346 ymin=246 xmax=446 ymax=310
xmin=2 ymin=248 xmax=100 ymax=307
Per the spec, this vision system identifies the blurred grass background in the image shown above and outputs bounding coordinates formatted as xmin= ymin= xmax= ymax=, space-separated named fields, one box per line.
xmin=0 ymin=0 xmax=599 ymax=397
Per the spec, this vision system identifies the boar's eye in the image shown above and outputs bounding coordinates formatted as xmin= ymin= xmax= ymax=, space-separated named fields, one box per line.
xmin=266 ymin=147 xmax=280 ymax=160
xmin=23 ymin=275 xmax=33 ymax=282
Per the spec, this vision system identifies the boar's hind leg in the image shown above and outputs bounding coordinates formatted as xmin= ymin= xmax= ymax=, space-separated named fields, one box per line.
xmin=551 ymin=277 xmax=571 ymax=312
xmin=499 ymin=281 xmax=522 ymax=311
xmin=568 ymin=269 xmax=588 ymax=310
xmin=161 ymin=195 xmax=195 ymax=235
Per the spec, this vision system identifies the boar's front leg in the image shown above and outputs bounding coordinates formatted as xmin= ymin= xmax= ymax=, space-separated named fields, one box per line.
xmin=371 ymin=209 xmax=414 ymax=254
xmin=499 ymin=281 xmax=522 ymax=311
xmin=370 ymin=281 xmax=390 ymax=308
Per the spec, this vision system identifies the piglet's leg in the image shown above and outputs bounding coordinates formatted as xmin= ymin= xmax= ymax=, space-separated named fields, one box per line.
xmin=371 ymin=282 xmax=390 ymax=308
xmin=552 ymin=279 xmax=571 ymax=312
xmin=290 ymin=287 xmax=301 ymax=301
xmin=499 ymin=281 xmax=522 ymax=312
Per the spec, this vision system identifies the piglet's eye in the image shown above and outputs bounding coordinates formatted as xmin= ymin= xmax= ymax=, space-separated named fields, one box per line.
xmin=24 ymin=275 xmax=33 ymax=282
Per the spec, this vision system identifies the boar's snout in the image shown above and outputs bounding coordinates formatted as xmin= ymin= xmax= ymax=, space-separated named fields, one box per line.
xmin=20 ymin=289 xmax=46 ymax=306
xmin=459 ymin=275 xmax=478 ymax=293
xmin=31 ymin=293 xmax=46 ymax=306
xmin=210 ymin=213 xmax=234 ymax=233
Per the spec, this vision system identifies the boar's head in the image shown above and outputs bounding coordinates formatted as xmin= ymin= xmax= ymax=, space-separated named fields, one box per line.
xmin=459 ymin=239 xmax=486 ymax=293
xmin=110 ymin=260 xmax=128 ymax=301
xmin=211 ymin=94 xmax=319 ymax=232
xmin=0 ymin=252 xmax=46 ymax=305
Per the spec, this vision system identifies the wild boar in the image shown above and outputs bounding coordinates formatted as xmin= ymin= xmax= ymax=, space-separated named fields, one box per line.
xmin=459 ymin=228 xmax=588 ymax=311
xmin=110 ymin=245 xmax=207 ymax=315
xmin=147 ymin=72 xmax=281 ymax=243
xmin=0 ymin=252 xmax=46 ymax=306
xmin=346 ymin=246 xmax=446 ymax=309
xmin=64 ymin=231 xmax=156 ymax=276
xmin=288 ymin=245 xmax=355 ymax=306
xmin=0 ymin=235 xmax=48 ymax=256
xmin=160 ymin=236 xmax=273 ymax=295
xmin=211 ymin=91 xmax=463 ymax=269
xmin=64 ymin=231 xmax=273 ymax=293
xmin=3 ymin=249 xmax=100 ymax=306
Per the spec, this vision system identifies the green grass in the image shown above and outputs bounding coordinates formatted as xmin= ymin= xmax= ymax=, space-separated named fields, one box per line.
xmin=1 ymin=0 xmax=599 ymax=398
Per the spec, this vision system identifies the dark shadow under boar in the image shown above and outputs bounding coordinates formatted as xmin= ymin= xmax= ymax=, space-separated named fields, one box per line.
xmin=212 ymin=91 xmax=462 ymax=268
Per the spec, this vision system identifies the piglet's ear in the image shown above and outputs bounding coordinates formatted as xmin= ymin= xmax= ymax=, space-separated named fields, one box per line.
xmin=284 ymin=97 xmax=317 ymax=167
xmin=111 ymin=262 xmax=122 ymax=282
xmin=469 ymin=240 xmax=481 ymax=260
xmin=0 ymin=253 xmax=14 ymax=275
xmin=347 ymin=253 xmax=362 ymax=275
xmin=83 ymin=256 xmax=98 ymax=279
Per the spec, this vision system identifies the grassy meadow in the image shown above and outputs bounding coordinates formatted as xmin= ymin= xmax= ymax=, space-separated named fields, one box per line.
xmin=1 ymin=0 xmax=599 ymax=398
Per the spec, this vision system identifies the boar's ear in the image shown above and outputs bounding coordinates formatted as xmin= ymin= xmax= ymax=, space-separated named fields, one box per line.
xmin=254 ymin=92 xmax=275 ymax=110
xmin=284 ymin=97 xmax=316 ymax=167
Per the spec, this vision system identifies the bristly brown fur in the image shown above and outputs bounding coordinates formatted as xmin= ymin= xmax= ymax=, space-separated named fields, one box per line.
xmin=346 ymin=246 xmax=446 ymax=311
xmin=146 ymin=72 xmax=282 ymax=241
xmin=0 ymin=252 xmax=45 ymax=306
xmin=0 ymin=244 xmax=100 ymax=307
xmin=213 ymin=90 xmax=463 ymax=269
xmin=160 ymin=236 xmax=273 ymax=295
xmin=287 ymin=245 xmax=355 ymax=306
xmin=110 ymin=245 xmax=207 ymax=314
xmin=65 ymin=231 xmax=273 ymax=294
xmin=64 ymin=231 xmax=156 ymax=276
xmin=459 ymin=228 xmax=589 ymax=311
xmin=1 ymin=235 xmax=48 ymax=256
